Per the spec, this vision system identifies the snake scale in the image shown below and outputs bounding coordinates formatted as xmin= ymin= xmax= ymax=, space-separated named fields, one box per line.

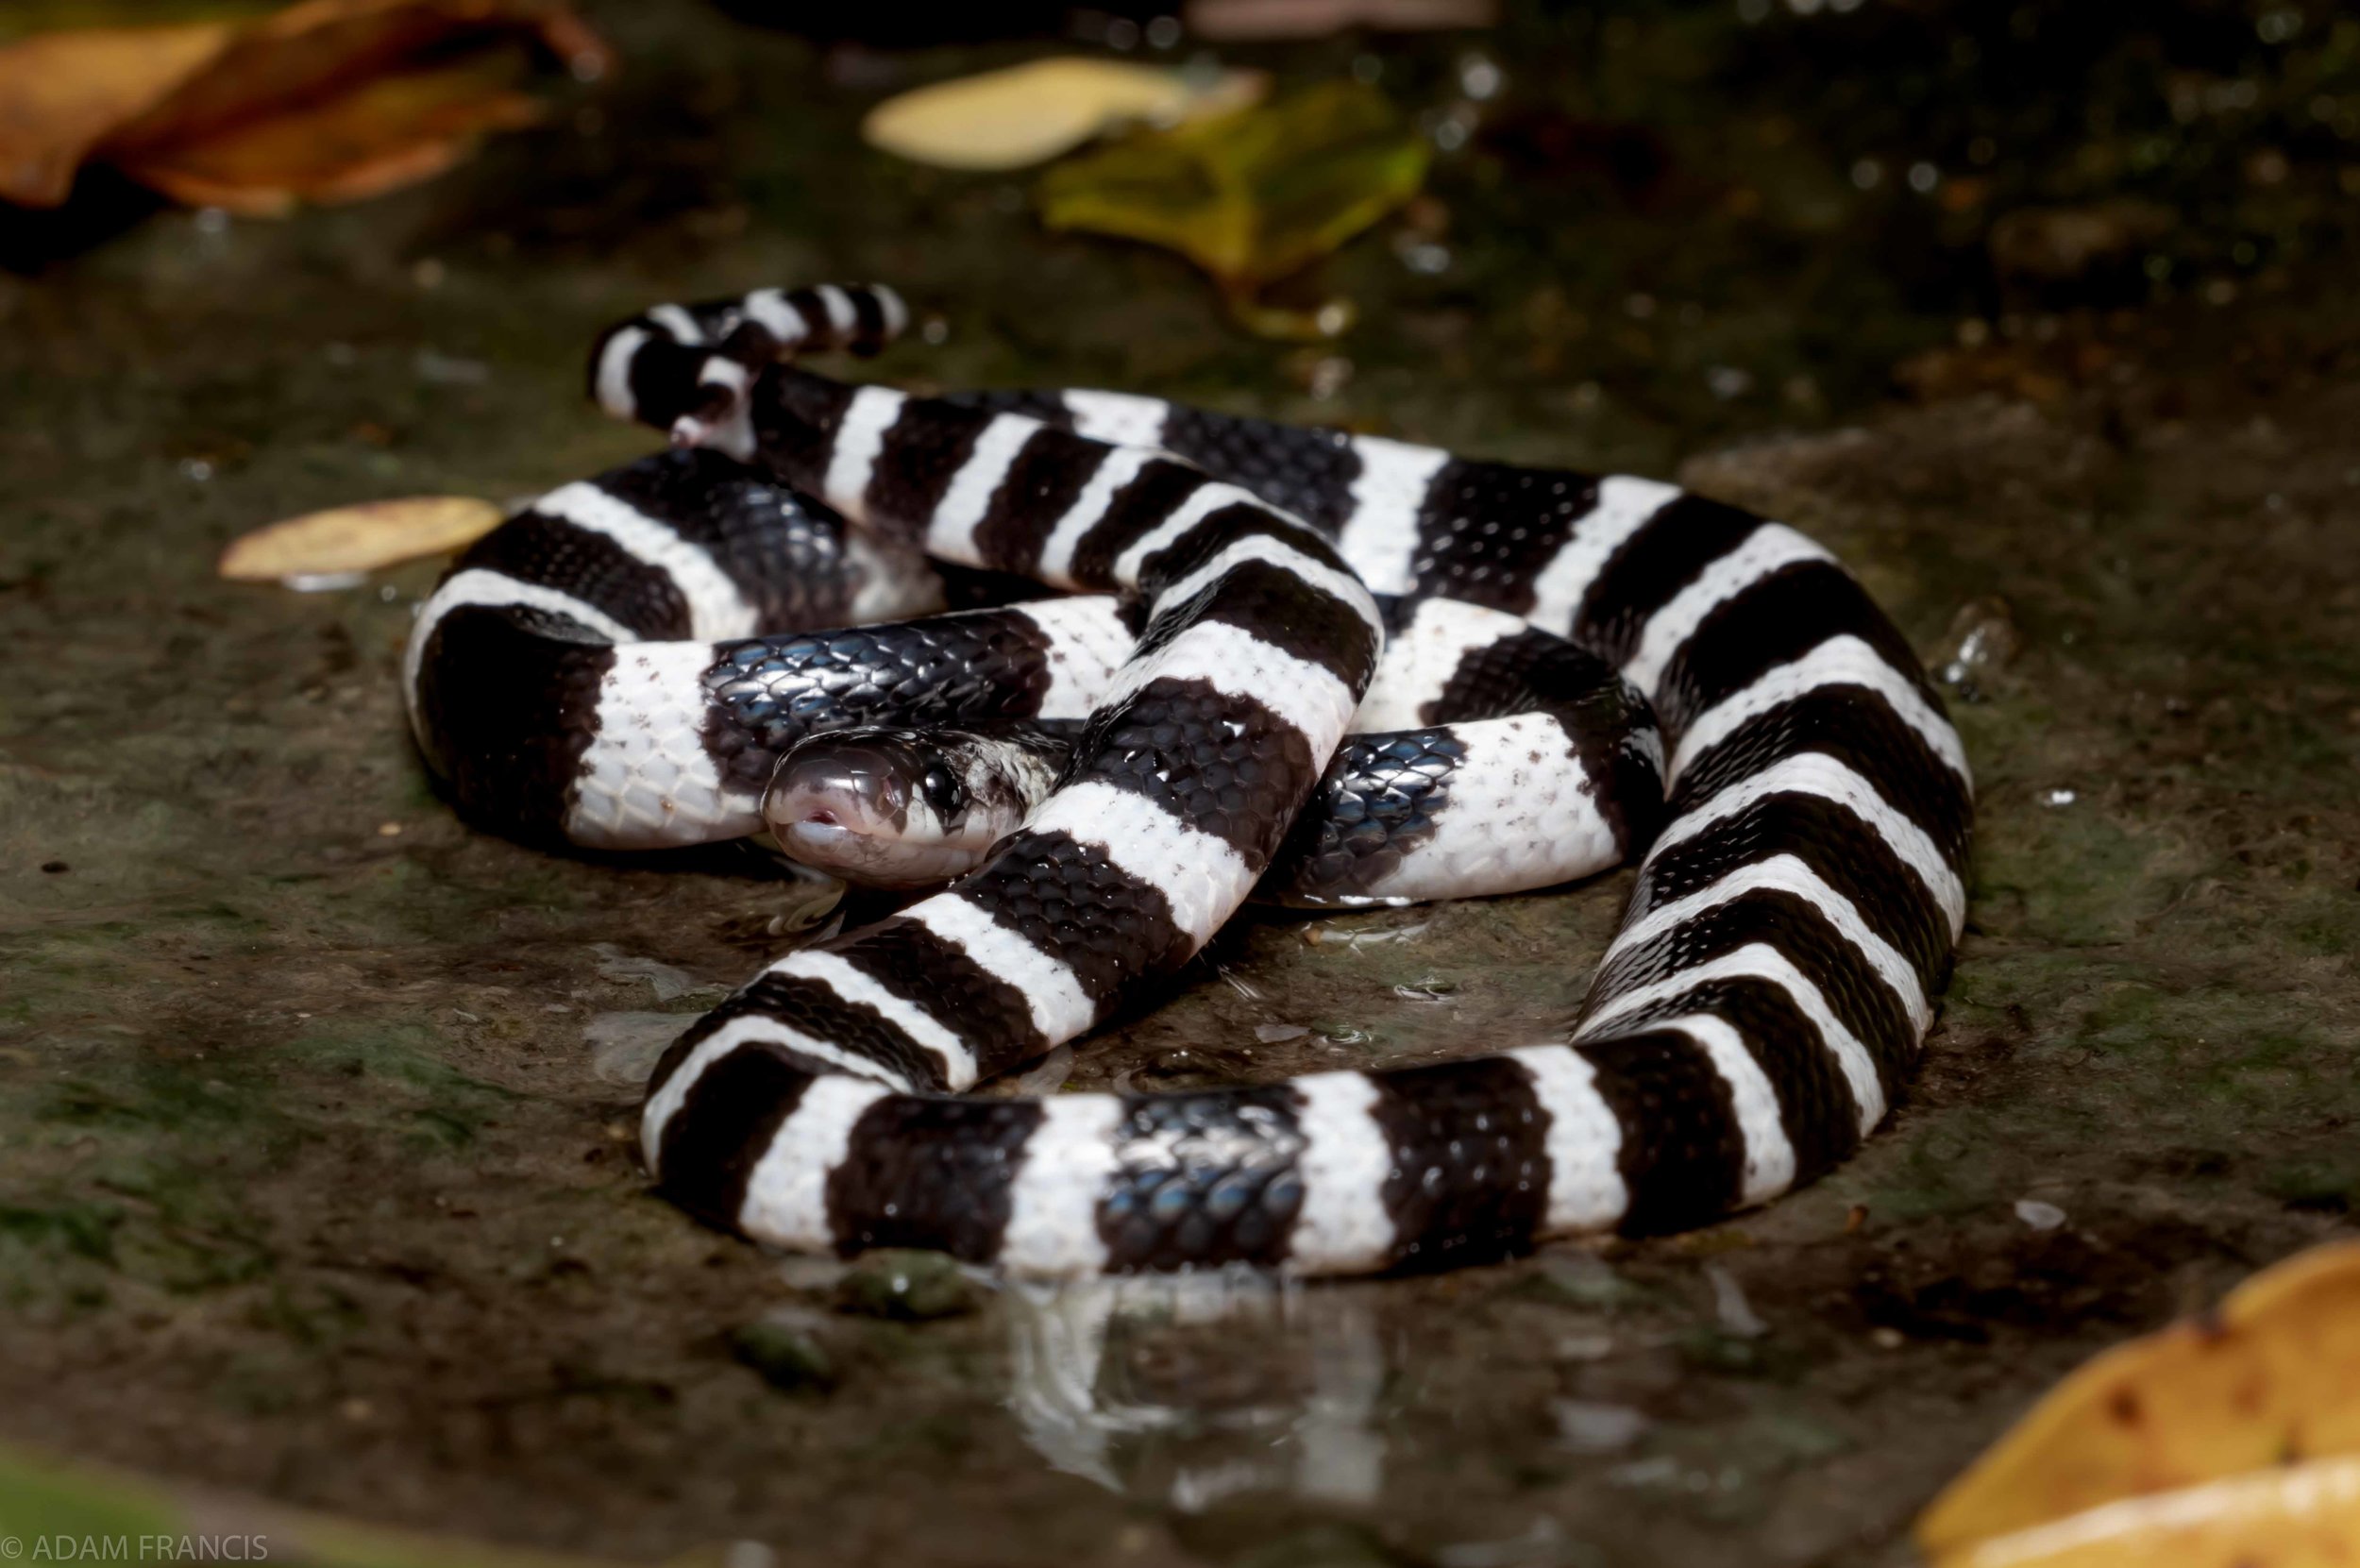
xmin=402 ymin=283 xmax=1972 ymax=1277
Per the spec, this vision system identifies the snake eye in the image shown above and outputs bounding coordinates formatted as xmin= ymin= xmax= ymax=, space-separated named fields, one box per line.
xmin=919 ymin=762 xmax=968 ymax=821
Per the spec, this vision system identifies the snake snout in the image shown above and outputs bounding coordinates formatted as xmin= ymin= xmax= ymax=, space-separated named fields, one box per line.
xmin=763 ymin=731 xmax=986 ymax=890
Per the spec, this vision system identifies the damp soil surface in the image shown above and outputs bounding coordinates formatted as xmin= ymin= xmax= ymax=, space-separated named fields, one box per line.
xmin=5 ymin=4 xmax=2359 ymax=1565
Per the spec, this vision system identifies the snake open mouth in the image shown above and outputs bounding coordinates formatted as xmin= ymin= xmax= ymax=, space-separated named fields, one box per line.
xmin=763 ymin=731 xmax=1004 ymax=889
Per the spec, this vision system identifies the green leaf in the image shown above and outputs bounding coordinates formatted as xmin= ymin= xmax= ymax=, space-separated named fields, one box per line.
xmin=1037 ymin=80 xmax=1428 ymax=334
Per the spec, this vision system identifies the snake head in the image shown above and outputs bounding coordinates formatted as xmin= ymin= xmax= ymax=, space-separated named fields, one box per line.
xmin=763 ymin=727 xmax=1039 ymax=890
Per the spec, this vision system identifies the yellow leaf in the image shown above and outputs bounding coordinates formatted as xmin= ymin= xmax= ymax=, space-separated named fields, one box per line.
xmin=1037 ymin=80 xmax=1427 ymax=332
xmin=1919 ymin=1240 xmax=2360 ymax=1559
xmin=1937 ymin=1453 xmax=2360 ymax=1568
xmin=862 ymin=57 xmax=1264 ymax=173
xmin=219 ymin=496 xmax=503 ymax=582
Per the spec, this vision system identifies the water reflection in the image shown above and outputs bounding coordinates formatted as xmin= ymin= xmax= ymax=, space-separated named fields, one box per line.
xmin=1003 ymin=1269 xmax=1387 ymax=1510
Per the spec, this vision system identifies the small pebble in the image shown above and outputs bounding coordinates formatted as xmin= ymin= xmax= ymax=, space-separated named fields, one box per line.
xmin=834 ymin=1249 xmax=975 ymax=1321
xmin=1555 ymin=1399 xmax=1651 ymax=1454
xmin=1396 ymin=238 xmax=1452 ymax=276
xmin=590 ymin=942 xmax=704 ymax=1003
xmin=1871 ymin=1326 xmax=1905 ymax=1350
xmin=413 ymin=347 xmax=488 ymax=385
xmin=1706 ymin=365 xmax=1754 ymax=400
xmin=1707 ymin=1264 xmax=1768 ymax=1339
xmin=2014 ymin=1198 xmax=2068 ymax=1231
xmin=583 ymin=1011 xmax=683 ymax=1085
xmin=730 ymin=1318 xmax=837 ymax=1392
xmin=1938 ymin=597 xmax=2021 ymax=699
xmin=1306 ymin=355 xmax=1353 ymax=401
xmin=1606 ymin=1456 xmax=1682 ymax=1490
xmin=1534 ymin=1250 xmax=1638 ymax=1307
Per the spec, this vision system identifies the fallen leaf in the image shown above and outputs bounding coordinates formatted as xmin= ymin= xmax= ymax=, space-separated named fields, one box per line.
xmin=1937 ymin=1455 xmax=2360 ymax=1568
xmin=0 ymin=22 xmax=233 ymax=207
xmin=1185 ymin=0 xmax=1498 ymax=41
xmin=1919 ymin=1240 xmax=2360 ymax=1560
xmin=862 ymin=57 xmax=1265 ymax=173
xmin=120 ymin=48 xmax=545 ymax=214
xmin=100 ymin=0 xmax=604 ymax=152
xmin=1037 ymin=80 xmax=1428 ymax=337
xmin=0 ymin=0 xmax=608 ymax=211
xmin=219 ymin=495 xmax=503 ymax=582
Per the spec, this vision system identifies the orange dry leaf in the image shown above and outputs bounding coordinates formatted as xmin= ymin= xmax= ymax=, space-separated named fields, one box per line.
xmin=0 ymin=23 xmax=234 ymax=207
xmin=121 ymin=51 xmax=546 ymax=215
xmin=0 ymin=0 xmax=608 ymax=212
xmin=1935 ymin=1454 xmax=2360 ymax=1568
xmin=1919 ymin=1240 xmax=2360 ymax=1561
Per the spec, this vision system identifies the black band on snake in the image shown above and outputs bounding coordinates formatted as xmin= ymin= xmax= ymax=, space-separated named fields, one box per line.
xmin=403 ymin=283 xmax=1971 ymax=1276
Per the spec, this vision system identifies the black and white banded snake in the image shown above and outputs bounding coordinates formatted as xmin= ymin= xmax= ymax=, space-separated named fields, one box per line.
xmin=401 ymin=283 xmax=1972 ymax=1278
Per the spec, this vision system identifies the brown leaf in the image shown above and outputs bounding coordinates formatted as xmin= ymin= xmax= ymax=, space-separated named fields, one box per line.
xmin=220 ymin=495 xmax=504 ymax=582
xmin=0 ymin=0 xmax=608 ymax=211
xmin=120 ymin=49 xmax=546 ymax=215
xmin=103 ymin=0 xmax=604 ymax=155
xmin=0 ymin=23 xmax=233 ymax=206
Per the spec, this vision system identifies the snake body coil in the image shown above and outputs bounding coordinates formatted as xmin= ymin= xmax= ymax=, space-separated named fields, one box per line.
xmin=403 ymin=285 xmax=1971 ymax=1276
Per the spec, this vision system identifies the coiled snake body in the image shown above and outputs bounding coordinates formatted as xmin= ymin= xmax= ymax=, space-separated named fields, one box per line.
xmin=403 ymin=284 xmax=1971 ymax=1277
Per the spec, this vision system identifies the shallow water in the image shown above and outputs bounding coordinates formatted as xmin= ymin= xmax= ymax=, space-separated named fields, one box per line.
xmin=5 ymin=4 xmax=2359 ymax=1564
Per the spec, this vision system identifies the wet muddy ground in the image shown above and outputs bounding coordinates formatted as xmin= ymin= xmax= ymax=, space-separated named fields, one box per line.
xmin=4 ymin=3 xmax=2358 ymax=1564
